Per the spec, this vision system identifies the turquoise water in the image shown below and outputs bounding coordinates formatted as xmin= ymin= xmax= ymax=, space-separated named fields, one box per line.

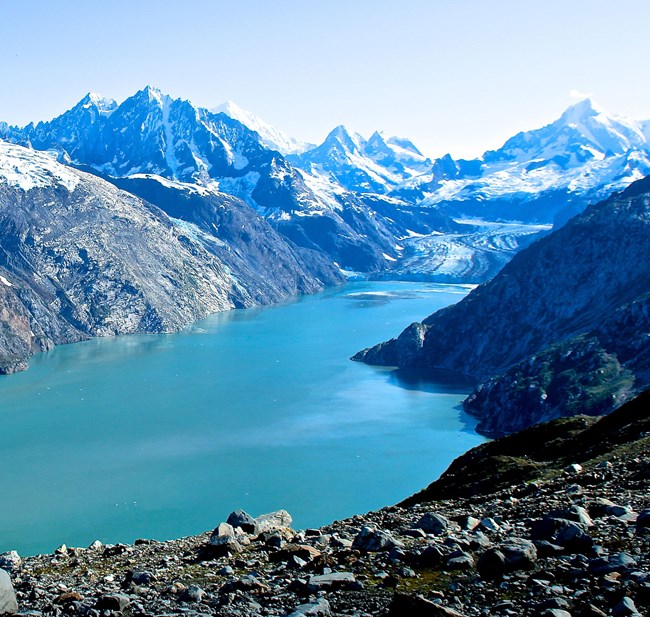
xmin=0 ymin=281 xmax=484 ymax=556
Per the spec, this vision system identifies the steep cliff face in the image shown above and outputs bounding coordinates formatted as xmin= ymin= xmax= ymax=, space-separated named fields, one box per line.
xmin=0 ymin=142 xmax=253 ymax=372
xmin=354 ymin=175 xmax=650 ymax=433
xmin=111 ymin=175 xmax=344 ymax=303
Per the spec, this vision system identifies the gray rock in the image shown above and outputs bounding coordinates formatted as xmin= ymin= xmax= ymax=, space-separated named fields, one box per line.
xmin=226 ymin=509 xmax=257 ymax=533
xmin=500 ymin=538 xmax=538 ymax=570
xmin=0 ymin=569 xmax=17 ymax=615
xmin=388 ymin=592 xmax=468 ymax=616
xmin=539 ymin=610 xmax=572 ymax=617
xmin=612 ymin=596 xmax=640 ymax=616
xmin=95 ymin=594 xmax=130 ymax=611
xmin=213 ymin=522 xmax=236 ymax=537
xmin=548 ymin=505 xmax=594 ymax=527
xmin=221 ymin=575 xmax=269 ymax=593
xmin=477 ymin=548 xmax=506 ymax=579
xmin=445 ymin=551 xmax=474 ymax=570
xmin=306 ymin=572 xmax=360 ymax=592
xmin=636 ymin=508 xmax=650 ymax=527
xmin=130 ymin=570 xmax=154 ymax=586
xmin=179 ymin=584 xmax=205 ymax=603
xmin=352 ymin=526 xmax=402 ymax=552
xmin=285 ymin=598 xmax=332 ymax=617
xmin=479 ymin=517 xmax=501 ymax=532
xmin=588 ymin=552 xmax=638 ymax=575
xmin=456 ymin=515 xmax=481 ymax=530
xmin=415 ymin=512 xmax=449 ymax=535
xmin=207 ymin=531 xmax=242 ymax=556
xmin=565 ymin=463 xmax=584 ymax=475
xmin=254 ymin=509 xmax=293 ymax=533
xmin=539 ymin=598 xmax=572 ymax=610
xmin=531 ymin=517 xmax=592 ymax=552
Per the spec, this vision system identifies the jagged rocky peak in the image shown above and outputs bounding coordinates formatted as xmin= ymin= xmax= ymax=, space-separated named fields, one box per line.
xmin=354 ymin=172 xmax=650 ymax=434
xmin=386 ymin=135 xmax=424 ymax=156
xmin=323 ymin=124 xmax=366 ymax=154
xmin=77 ymin=91 xmax=118 ymax=114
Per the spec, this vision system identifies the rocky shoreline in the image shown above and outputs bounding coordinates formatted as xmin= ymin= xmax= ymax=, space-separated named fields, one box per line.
xmin=1 ymin=394 xmax=648 ymax=617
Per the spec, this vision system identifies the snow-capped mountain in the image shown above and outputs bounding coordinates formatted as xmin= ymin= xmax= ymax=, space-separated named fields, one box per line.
xmin=4 ymin=90 xmax=649 ymax=280
xmin=0 ymin=88 xmax=456 ymax=273
xmin=289 ymin=125 xmax=432 ymax=194
xmin=212 ymin=100 xmax=313 ymax=155
xmin=396 ymin=99 xmax=650 ymax=223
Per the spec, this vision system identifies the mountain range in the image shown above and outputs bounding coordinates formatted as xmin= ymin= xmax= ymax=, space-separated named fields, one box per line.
xmin=1 ymin=87 xmax=649 ymax=381
xmin=4 ymin=89 xmax=649 ymax=283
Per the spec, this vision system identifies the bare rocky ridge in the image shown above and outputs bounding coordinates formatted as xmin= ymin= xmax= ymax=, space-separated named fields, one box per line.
xmin=1 ymin=391 xmax=648 ymax=616
xmin=0 ymin=142 xmax=340 ymax=373
xmin=354 ymin=175 xmax=650 ymax=436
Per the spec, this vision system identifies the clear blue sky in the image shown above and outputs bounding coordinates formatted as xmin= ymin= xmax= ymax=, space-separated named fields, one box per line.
xmin=1 ymin=0 xmax=649 ymax=158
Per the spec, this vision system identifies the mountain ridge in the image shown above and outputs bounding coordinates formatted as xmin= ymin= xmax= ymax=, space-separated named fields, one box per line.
xmin=354 ymin=173 xmax=650 ymax=435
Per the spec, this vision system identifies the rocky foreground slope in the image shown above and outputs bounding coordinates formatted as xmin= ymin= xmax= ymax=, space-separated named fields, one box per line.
xmin=354 ymin=175 xmax=650 ymax=436
xmin=1 ymin=391 xmax=648 ymax=617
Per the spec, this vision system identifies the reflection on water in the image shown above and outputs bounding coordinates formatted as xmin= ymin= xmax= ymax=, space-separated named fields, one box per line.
xmin=390 ymin=367 xmax=477 ymax=394
xmin=0 ymin=281 xmax=485 ymax=556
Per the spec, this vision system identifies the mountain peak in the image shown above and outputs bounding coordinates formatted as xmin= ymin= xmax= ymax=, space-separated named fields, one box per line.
xmin=213 ymin=100 xmax=243 ymax=116
xmin=136 ymin=85 xmax=165 ymax=106
xmin=560 ymin=97 xmax=606 ymax=125
xmin=211 ymin=100 xmax=312 ymax=155
xmin=77 ymin=92 xmax=117 ymax=113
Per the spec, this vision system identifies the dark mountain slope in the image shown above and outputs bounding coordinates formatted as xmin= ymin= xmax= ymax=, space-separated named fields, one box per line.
xmin=355 ymin=175 xmax=650 ymax=434
xmin=401 ymin=388 xmax=650 ymax=505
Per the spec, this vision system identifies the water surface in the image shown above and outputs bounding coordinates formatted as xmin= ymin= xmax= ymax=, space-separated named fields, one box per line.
xmin=0 ymin=281 xmax=484 ymax=555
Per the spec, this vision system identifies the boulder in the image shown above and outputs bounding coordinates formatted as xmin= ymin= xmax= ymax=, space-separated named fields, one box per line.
xmin=612 ymin=596 xmax=640 ymax=616
xmin=352 ymin=526 xmax=402 ymax=552
xmin=306 ymin=572 xmax=360 ymax=592
xmin=477 ymin=548 xmax=506 ymax=579
xmin=226 ymin=509 xmax=257 ymax=533
xmin=179 ymin=584 xmax=205 ymax=603
xmin=269 ymin=544 xmax=321 ymax=564
xmin=547 ymin=505 xmax=594 ymax=527
xmin=636 ymin=508 xmax=650 ymax=528
xmin=388 ymin=592 xmax=468 ymax=616
xmin=255 ymin=510 xmax=293 ymax=533
xmin=499 ymin=538 xmax=538 ymax=570
xmin=588 ymin=552 xmax=638 ymax=575
xmin=285 ymin=598 xmax=332 ymax=617
xmin=0 ymin=553 xmax=20 ymax=575
xmin=95 ymin=594 xmax=130 ymax=611
xmin=0 ymin=570 xmax=17 ymax=615
xmin=415 ymin=513 xmax=450 ymax=535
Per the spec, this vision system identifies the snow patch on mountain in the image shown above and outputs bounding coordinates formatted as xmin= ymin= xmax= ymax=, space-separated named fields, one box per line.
xmin=213 ymin=101 xmax=312 ymax=155
xmin=0 ymin=141 xmax=80 ymax=192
